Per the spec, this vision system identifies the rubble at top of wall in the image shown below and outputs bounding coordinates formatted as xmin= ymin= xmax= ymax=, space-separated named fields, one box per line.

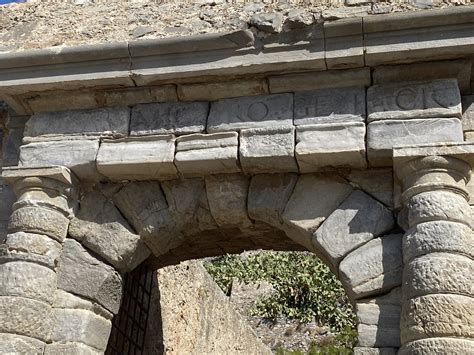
xmin=0 ymin=0 xmax=471 ymax=52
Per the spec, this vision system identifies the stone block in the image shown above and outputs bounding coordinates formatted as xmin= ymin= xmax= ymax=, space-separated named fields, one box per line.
xmin=19 ymin=138 xmax=101 ymax=180
xmin=282 ymin=174 xmax=353 ymax=252
xmin=0 ymin=184 xmax=15 ymax=222
xmin=339 ymin=234 xmax=402 ymax=300
xmin=295 ymin=122 xmax=366 ymax=172
xmin=24 ymin=108 xmax=130 ymax=138
xmin=178 ymin=79 xmax=268 ymax=101
xmin=2 ymin=127 xmax=23 ymax=166
xmin=51 ymin=308 xmax=111 ymax=352
xmin=403 ymin=221 xmax=473 ymax=262
xmin=314 ymin=190 xmax=395 ymax=268
xmin=367 ymin=118 xmax=464 ymax=167
xmin=354 ymin=348 xmax=397 ymax=355
xmin=8 ymin=206 xmax=69 ymax=242
xmin=207 ymin=94 xmax=293 ymax=132
xmin=367 ymin=79 xmax=461 ymax=122
xmin=69 ymin=190 xmax=151 ymax=272
xmin=101 ymin=85 xmax=177 ymax=107
xmin=45 ymin=342 xmax=101 ymax=355
xmin=240 ymin=126 xmax=298 ymax=174
xmin=346 ymin=169 xmax=393 ymax=207
xmin=130 ymin=101 xmax=208 ymax=136
xmin=461 ymin=95 xmax=474 ymax=131
xmin=401 ymin=294 xmax=473 ymax=343
xmin=26 ymin=90 xmax=100 ymax=113
xmin=53 ymin=290 xmax=113 ymax=321
xmin=57 ymin=239 xmax=123 ymax=314
xmin=268 ymin=67 xmax=370 ymax=93
xmin=175 ymin=132 xmax=240 ymax=177
xmin=324 ymin=18 xmax=364 ymax=69
xmin=205 ymin=174 xmax=252 ymax=228
xmin=248 ymin=173 xmax=298 ymax=228
xmin=404 ymin=253 xmax=473 ymax=299
xmin=0 ymin=334 xmax=45 ymax=354
xmin=0 ymin=261 xmax=56 ymax=304
xmin=294 ymin=87 xmax=365 ymax=125
xmin=96 ymin=136 xmax=178 ymax=181
xmin=0 ymin=296 xmax=52 ymax=341
xmin=398 ymin=338 xmax=474 ymax=355
xmin=373 ymin=60 xmax=471 ymax=94
xmin=466 ymin=131 xmax=474 ymax=142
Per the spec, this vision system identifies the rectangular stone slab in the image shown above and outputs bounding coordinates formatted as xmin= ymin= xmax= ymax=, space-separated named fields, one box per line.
xmin=295 ymin=122 xmax=366 ymax=172
xmin=367 ymin=79 xmax=462 ymax=123
xmin=367 ymin=118 xmax=464 ymax=167
xmin=240 ymin=126 xmax=298 ymax=174
xmin=130 ymin=101 xmax=209 ymax=136
xmin=175 ymin=132 xmax=240 ymax=177
xmin=294 ymin=87 xmax=366 ymax=125
xmin=207 ymin=94 xmax=293 ymax=132
xmin=96 ymin=135 xmax=177 ymax=181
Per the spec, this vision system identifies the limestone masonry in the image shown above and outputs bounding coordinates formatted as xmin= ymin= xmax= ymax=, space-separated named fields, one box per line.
xmin=0 ymin=5 xmax=473 ymax=355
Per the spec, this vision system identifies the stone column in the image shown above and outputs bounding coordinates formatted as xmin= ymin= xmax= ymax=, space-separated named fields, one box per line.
xmin=394 ymin=144 xmax=474 ymax=354
xmin=0 ymin=166 xmax=77 ymax=354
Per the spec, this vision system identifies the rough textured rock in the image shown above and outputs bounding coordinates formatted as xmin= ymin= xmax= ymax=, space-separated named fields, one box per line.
xmin=0 ymin=334 xmax=45 ymax=354
xmin=45 ymin=342 xmax=101 ymax=355
xmin=57 ymin=239 xmax=123 ymax=314
xmin=144 ymin=261 xmax=271 ymax=355
xmin=354 ymin=348 xmax=397 ymax=355
xmin=339 ymin=234 xmax=402 ymax=299
xmin=398 ymin=338 xmax=474 ymax=355
xmin=53 ymin=290 xmax=113 ymax=321
xmin=314 ymin=190 xmax=395 ymax=268
xmin=250 ymin=12 xmax=284 ymax=33
xmin=69 ymin=190 xmax=150 ymax=272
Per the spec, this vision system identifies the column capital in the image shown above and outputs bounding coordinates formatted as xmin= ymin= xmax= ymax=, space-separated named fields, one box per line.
xmin=2 ymin=165 xmax=78 ymax=187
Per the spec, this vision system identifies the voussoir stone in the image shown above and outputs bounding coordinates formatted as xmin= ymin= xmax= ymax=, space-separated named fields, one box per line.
xmin=0 ymin=296 xmax=52 ymax=341
xmin=57 ymin=239 xmax=123 ymax=314
xmin=131 ymin=101 xmax=209 ymax=136
xmin=346 ymin=168 xmax=393 ymax=208
xmin=69 ymin=190 xmax=150 ymax=272
xmin=207 ymin=93 xmax=293 ymax=132
xmin=24 ymin=107 xmax=130 ymax=138
xmin=403 ymin=221 xmax=474 ymax=262
xmin=314 ymin=190 xmax=395 ymax=269
xmin=398 ymin=338 xmax=474 ymax=355
xmin=8 ymin=206 xmax=70 ymax=242
xmin=403 ymin=253 xmax=473 ymax=299
xmin=248 ymin=173 xmax=298 ymax=228
xmin=51 ymin=308 xmax=112 ymax=352
xmin=339 ymin=234 xmax=402 ymax=300
xmin=45 ymin=342 xmax=102 ymax=355
xmin=367 ymin=79 xmax=461 ymax=122
xmin=400 ymin=293 xmax=474 ymax=343
xmin=0 ymin=333 xmax=45 ymax=354
xmin=53 ymin=289 xmax=113 ymax=321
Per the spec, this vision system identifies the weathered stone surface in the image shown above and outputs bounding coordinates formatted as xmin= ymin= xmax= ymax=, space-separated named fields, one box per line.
xmin=353 ymin=348 xmax=397 ymax=355
xmin=248 ymin=173 xmax=298 ymax=228
xmin=130 ymin=101 xmax=208 ymax=136
xmin=346 ymin=169 xmax=393 ymax=207
xmin=407 ymin=190 xmax=472 ymax=228
xmin=466 ymin=131 xmax=474 ymax=142
xmin=403 ymin=221 xmax=474 ymax=262
xmin=373 ymin=60 xmax=472 ymax=93
xmin=3 ymin=232 xmax=62 ymax=268
xmin=175 ymin=132 xmax=240 ymax=176
xmin=19 ymin=138 xmax=100 ymax=180
xmin=367 ymin=79 xmax=461 ymax=122
xmin=314 ymin=190 xmax=395 ymax=268
xmin=462 ymin=95 xmax=474 ymax=131
xmin=45 ymin=342 xmax=101 ymax=355
xmin=268 ymin=67 xmax=370 ymax=93
xmin=51 ymin=308 xmax=112 ymax=352
xmin=24 ymin=108 xmax=130 ymax=138
xmin=240 ymin=126 xmax=298 ymax=173
xmin=207 ymin=94 xmax=293 ymax=132
xmin=294 ymin=87 xmax=365 ymax=125
xmin=69 ymin=190 xmax=151 ymax=272
xmin=0 ymin=334 xmax=45 ymax=354
xmin=101 ymin=85 xmax=177 ymax=107
xmin=96 ymin=135 xmax=178 ymax=181
xmin=8 ymin=206 xmax=70 ymax=242
xmin=57 ymin=239 xmax=123 ymax=314
xmin=250 ymin=12 xmax=283 ymax=33
xmin=0 ymin=261 xmax=56 ymax=304
xmin=340 ymin=234 xmax=402 ymax=299
xmin=324 ymin=18 xmax=364 ymax=68
xmin=295 ymin=122 xmax=366 ymax=171
xmin=53 ymin=289 xmax=113 ymax=320
xmin=398 ymin=338 xmax=474 ymax=355
xmin=0 ymin=296 xmax=52 ymax=341
xmin=205 ymin=174 xmax=252 ymax=228
xmin=25 ymin=90 xmax=100 ymax=113
xmin=178 ymin=79 xmax=268 ymax=101
xmin=367 ymin=118 xmax=464 ymax=167
xmin=404 ymin=253 xmax=473 ymax=299
xmin=2 ymin=127 xmax=24 ymax=166
xmin=0 ymin=185 xmax=15 ymax=224
xmin=401 ymin=294 xmax=474 ymax=343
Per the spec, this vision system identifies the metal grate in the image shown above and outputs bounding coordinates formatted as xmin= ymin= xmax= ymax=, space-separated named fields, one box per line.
xmin=105 ymin=263 xmax=155 ymax=355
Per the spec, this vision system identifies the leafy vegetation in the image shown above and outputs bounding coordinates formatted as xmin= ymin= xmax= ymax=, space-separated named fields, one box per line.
xmin=204 ymin=251 xmax=357 ymax=352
